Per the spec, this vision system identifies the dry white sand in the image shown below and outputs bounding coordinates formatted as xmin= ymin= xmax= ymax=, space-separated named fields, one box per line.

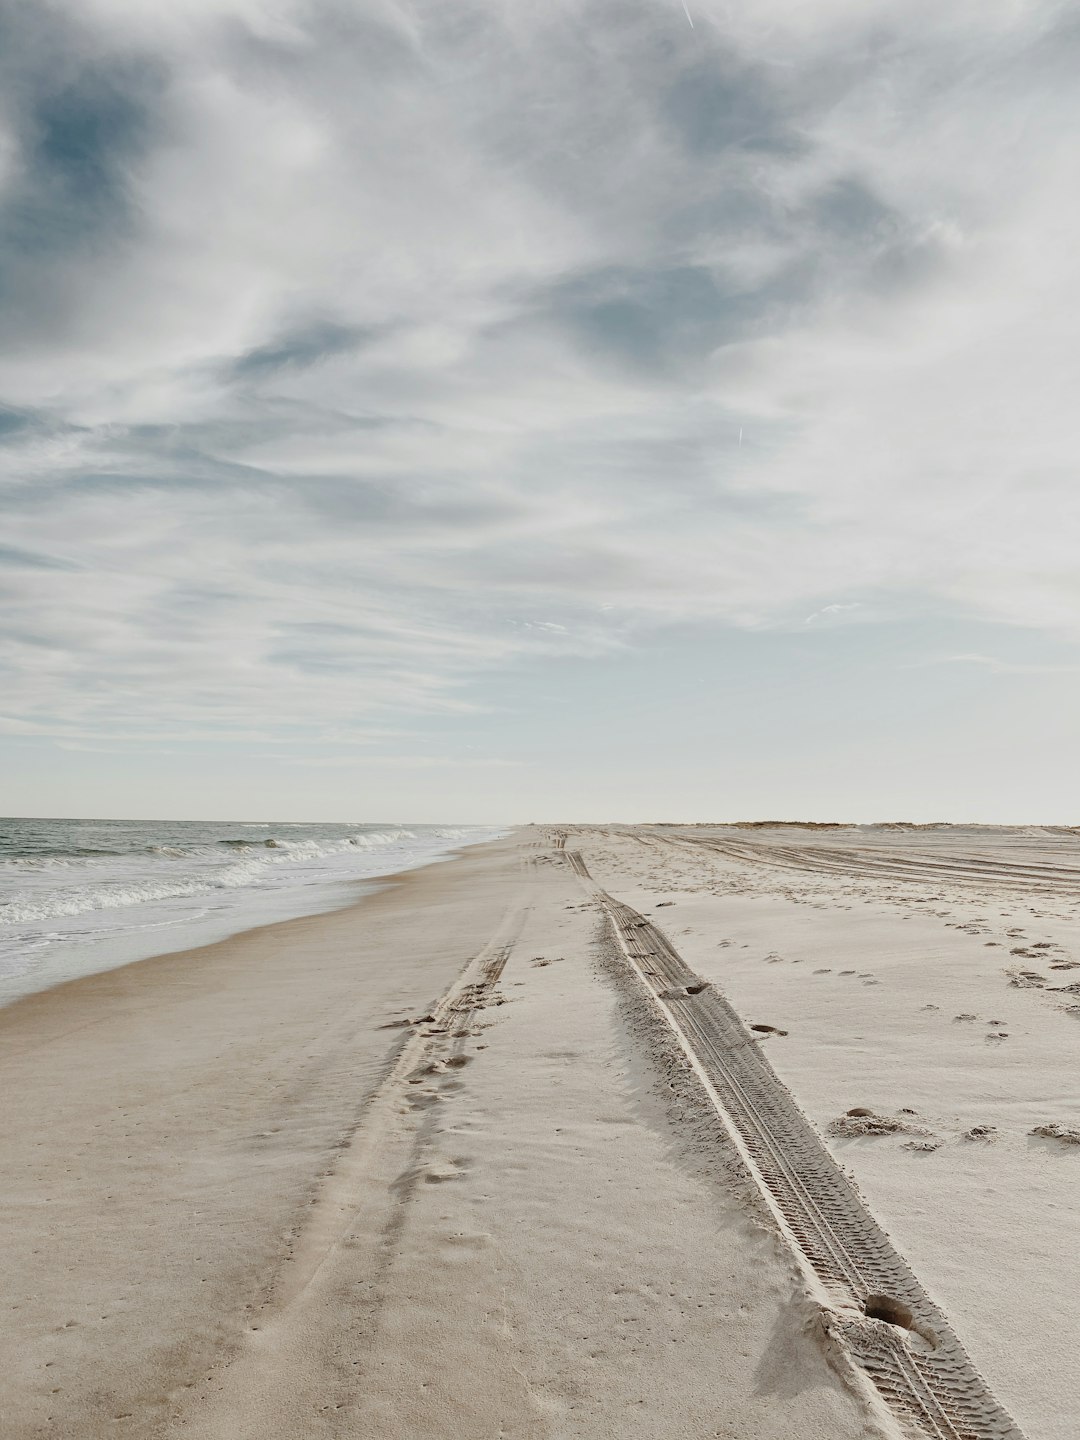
xmin=575 ymin=823 xmax=1080 ymax=1440
xmin=2 ymin=824 xmax=1073 ymax=1437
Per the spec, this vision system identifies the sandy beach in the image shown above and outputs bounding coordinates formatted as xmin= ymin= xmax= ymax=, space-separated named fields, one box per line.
xmin=2 ymin=825 xmax=1077 ymax=1439
xmin=6 ymin=5 xmax=1079 ymax=1437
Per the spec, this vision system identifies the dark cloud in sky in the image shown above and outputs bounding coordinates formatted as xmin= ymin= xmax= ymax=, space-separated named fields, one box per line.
xmin=662 ymin=53 xmax=802 ymax=157
xmin=543 ymin=265 xmax=761 ymax=377
xmin=0 ymin=3 xmax=165 ymax=337
xmin=230 ymin=321 xmax=379 ymax=381
xmin=0 ymin=543 xmax=81 ymax=571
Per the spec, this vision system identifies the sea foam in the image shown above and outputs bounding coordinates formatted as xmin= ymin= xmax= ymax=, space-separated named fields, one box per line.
xmin=0 ymin=819 xmax=503 ymax=998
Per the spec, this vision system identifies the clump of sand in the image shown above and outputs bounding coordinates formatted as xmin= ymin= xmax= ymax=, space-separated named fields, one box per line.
xmin=827 ymin=1108 xmax=931 ymax=1139
xmin=1031 ymin=1123 xmax=1080 ymax=1145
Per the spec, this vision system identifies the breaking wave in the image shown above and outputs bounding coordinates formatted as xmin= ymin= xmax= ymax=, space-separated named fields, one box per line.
xmin=0 ymin=821 xmax=503 ymax=980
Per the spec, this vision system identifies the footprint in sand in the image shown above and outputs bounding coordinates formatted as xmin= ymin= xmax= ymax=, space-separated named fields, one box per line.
xmin=424 ymin=1157 xmax=470 ymax=1184
xmin=1008 ymin=970 xmax=1046 ymax=988
xmin=407 ymin=1061 xmax=445 ymax=1083
xmin=1031 ymin=1124 xmax=1080 ymax=1146
xmin=814 ymin=968 xmax=832 ymax=974
xmin=406 ymin=1090 xmax=443 ymax=1111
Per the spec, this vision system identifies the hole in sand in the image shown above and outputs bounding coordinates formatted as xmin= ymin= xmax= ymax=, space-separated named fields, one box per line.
xmin=864 ymin=1294 xmax=914 ymax=1329
xmin=750 ymin=1023 xmax=787 ymax=1035
xmin=685 ymin=984 xmax=707 ymax=995
xmin=863 ymin=1295 xmax=938 ymax=1351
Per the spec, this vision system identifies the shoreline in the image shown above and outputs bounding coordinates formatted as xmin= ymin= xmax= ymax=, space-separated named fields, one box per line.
xmin=0 ymin=831 xmax=518 ymax=1024
xmin=1 ymin=833 xmax=536 ymax=1439
xmin=0 ymin=826 xmax=507 ymax=1010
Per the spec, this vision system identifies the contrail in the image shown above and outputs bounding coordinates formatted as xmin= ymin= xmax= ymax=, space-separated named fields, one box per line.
xmin=682 ymin=1 xmax=694 ymax=27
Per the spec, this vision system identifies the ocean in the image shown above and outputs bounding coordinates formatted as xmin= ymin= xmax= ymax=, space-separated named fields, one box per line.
xmin=0 ymin=817 xmax=505 ymax=1004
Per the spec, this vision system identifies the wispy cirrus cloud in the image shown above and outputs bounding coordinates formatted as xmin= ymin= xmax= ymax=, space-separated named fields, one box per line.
xmin=2 ymin=0 xmax=1080 ymax=751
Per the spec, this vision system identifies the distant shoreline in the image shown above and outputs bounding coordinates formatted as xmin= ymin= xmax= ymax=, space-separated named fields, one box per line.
xmin=0 ymin=819 xmax=506 ymax=1008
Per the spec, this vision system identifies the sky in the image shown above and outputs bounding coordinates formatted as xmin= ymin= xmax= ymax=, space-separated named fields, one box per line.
xmin=3 ymin=0 xmax=1080 ymax=823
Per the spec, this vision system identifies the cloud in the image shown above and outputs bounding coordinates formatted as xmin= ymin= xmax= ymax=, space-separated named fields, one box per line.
xmin=2 ymin=0 xmax=1079 ymax=747
xmin=804 ymin=603 xmax=862 ymax=625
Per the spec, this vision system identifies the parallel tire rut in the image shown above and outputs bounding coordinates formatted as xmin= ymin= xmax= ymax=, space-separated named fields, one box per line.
xmin=564 ymin=847 xmax=1026 ymax=1440
xmin=678 ymin=832 xmax=1080 ymax=893
xmin=442 ymin=944 xmax=513 ymax=1037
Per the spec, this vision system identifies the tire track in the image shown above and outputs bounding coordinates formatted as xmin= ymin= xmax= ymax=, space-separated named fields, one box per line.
xmin=264 ymin=912 xmax=525 ymax=1315
xmin=564 ymin=846 xmax=1026 ymax=1440
xmin=675 ymin=832 xmax=1080 ymax=893
xmin=183 ymin=903 xmax=530 ymax=1437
